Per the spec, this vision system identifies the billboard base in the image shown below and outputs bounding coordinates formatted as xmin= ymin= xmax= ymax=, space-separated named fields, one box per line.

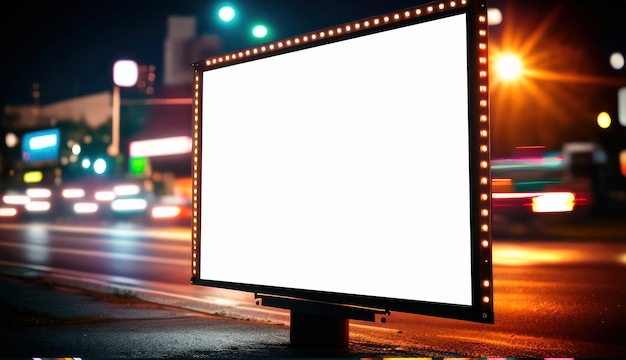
xmin=290 ymin=311 xmax=349 ymax=349
xmin=256 ymin=293 xmax=388 ymax=349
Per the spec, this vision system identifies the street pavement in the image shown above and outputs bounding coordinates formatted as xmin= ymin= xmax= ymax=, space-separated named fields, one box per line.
xmin=0 ymin=269 xmax=432 ymax=358
xmin=1 ymin=214 xmax=623 ymax=358
xmin=493 ymin=211 xmax=626 ymax=240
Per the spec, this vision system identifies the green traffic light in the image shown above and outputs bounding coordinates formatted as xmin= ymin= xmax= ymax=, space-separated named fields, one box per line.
xmin=218 ymin=5 xmax=236 ymax=23
xmin=252 ymin=24 xmax=268 ymax=39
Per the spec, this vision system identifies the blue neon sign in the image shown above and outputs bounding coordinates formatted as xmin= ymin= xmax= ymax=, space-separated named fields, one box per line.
xmin=22 ymin=128 xmax=60 ymax=163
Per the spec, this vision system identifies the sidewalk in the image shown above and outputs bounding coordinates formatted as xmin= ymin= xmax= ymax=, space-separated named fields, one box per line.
xmin=0 ymin=271 xmax=428 ymax=358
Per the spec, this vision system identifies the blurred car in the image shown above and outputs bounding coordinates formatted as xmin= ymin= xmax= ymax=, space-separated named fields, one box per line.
xmin=491 ymin=146 xmax=594 ymax=236
xmin=148 ymin=194 xmax=192 ymax=226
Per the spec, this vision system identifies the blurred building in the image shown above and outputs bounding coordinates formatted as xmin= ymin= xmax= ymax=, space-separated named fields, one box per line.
xmin=1 ymin=15 xmax=222 ymax=182
xmin=164 ymin=16 xmax=222 ymax=87
xmin=3 ymin=92 xmax=112 ymax=130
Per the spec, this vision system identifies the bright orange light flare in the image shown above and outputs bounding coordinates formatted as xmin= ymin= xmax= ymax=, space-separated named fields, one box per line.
xmin=496 ymin=53 xmax=522 ymax=80
xmin=488 ymin=2 xmax=626 ymax=155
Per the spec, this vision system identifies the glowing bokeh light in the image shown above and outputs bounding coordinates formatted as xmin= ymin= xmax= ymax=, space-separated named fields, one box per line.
xmin=26 ymin=188 xmax=51 ymax=199
xmin=0 ymin=207 xmax=18 ymax=217
xmin=94 ymin=158 xmax=107 ymax=174
xmin=487 ymin=8 xmax=502 ymax=26
xmin=252 ymin=24 xmax=268 ymax=39
xmin=72 ymin=144 xmax=81 ymax=155
xmin=113 ymin=60 xmax=139 ymax=87
xmin=25 ymin=201 xmax=51 ymax=212
xmin=113 ymin=184 xmax=141 ymax=196
xmin=95 ymin=190 xmax=115 ymax=202
xmin=111 ymin=198 xmax=148 ymax=212
xmin=23 ymin=171 xmax=43 ymax=183
xmin=597 ymin=111 xmax=611 ymax=129
xmin=74 ymin=202 xmax=99 ymax=214
xmin=610 ymin=52 xmax=625 ymax=70
xmin=619 ymin=87 xmax=626 ymax=126
xmin=218 ymin=6 xmax=235 ymax=22
xmin=531 ymin=192 xmax=575 ymax=213
xmin=62 ymin=188 xmax=85 ymax=199
xmin=2 ymin=194 xmax=29 ymax=205
xmin=151 ymin=205 xmax=182 ymax=219
xmin=129 ymin=136 xmax=192 ymax=158
xmin=5 ymin=132 xmax=18 ymax=148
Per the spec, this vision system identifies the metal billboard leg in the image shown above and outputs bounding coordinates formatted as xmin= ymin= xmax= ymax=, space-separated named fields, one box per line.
xmin=255 ymin=293 xmax=388 ymax=350
xmin=289 ymin=310 xmax=349 ymax=349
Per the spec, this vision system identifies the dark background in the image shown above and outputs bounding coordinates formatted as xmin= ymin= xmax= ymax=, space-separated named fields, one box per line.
xmin=1 ymin=0 xmax=625 ymax=157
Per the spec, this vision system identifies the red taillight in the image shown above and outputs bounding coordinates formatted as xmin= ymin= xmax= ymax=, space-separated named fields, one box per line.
xmin=0 ymin=207 xmax=18 ymax=217
xmin=531 ymin=192 xmax=575 ymax=213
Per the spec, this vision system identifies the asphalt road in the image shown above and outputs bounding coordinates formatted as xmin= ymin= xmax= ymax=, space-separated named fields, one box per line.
xmin=0 ymin=220 xmax=624 ymax=357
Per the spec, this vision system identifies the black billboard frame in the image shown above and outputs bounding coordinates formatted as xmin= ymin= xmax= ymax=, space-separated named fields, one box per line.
xmin=191 ymin=0 xmax=493 ymax=327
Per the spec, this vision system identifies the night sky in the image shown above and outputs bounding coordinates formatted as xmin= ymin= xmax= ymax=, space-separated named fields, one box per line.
xmin=0 ymin=0 xmax=453 ymax=107
xmin=1 ymin=0 xmax=625 ymax=155
xmin=0 ymin=0 xmax=622 ymax=103
xmin=1 ymin=0 xmax=624 ymax=105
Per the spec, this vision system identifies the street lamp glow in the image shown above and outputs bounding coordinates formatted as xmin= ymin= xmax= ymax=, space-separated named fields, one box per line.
xmin=252 ymin=24 xmax=268 ymax=39
xmin=597 ymin=111 xmax=611 ymax=129
xmin=110 ymin=59 xmax=138 ymax=157
xmin=218 ymin=6 xmax=235 ymax=23
xmin=113 ymin=60 xmax=138 ymax=87
xmin=487 ymin=8 xmax=502 ymax=26
xmin=496 ymin=54 xmax=522 ymax=80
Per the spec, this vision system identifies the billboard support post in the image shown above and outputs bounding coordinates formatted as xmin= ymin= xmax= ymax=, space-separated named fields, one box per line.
xmin=290 ymin=312 xmax=348 ymax=349
xmin=256 ymin=294 xmax=388 ymax=349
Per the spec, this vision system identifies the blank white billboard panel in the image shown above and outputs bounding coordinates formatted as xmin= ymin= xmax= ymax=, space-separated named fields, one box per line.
xmin=192 ymin=0 xmax=493 ymax=323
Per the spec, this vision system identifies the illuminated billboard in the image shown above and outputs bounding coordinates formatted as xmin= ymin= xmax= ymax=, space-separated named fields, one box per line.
xmin=22 ymin=128 xmax=61 ymax=163
xmin=192 ymin=0 xmax=493 ymax=323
